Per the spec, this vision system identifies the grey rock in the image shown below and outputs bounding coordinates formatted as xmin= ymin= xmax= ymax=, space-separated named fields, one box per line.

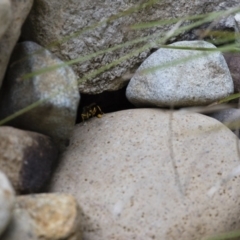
xmin=208 ymin=108 xmax=240 ymax=137
xmin=50 ymin=109 xmax=240 ymax=240
xmin=179 ymin=15 xmax=237 ymax=43
xmin=126 ymin=41 xmax=233 ymax=107
xmin=0 ymin=126 xmax=58 ymax=194
xmin=0 ymin=0 xmax=33 ymax=88
xmin=22 ymin=0 xmax=240 ymax=93
xmin=0 ymin=0 xmax=12 ymax=39
xmin=0 ymin=171 xmax=15 ymax=237
xmin=0 ymin=41 xmax=80 ymax=152
xmin=1 ymin=194 xmax=81 ymax=240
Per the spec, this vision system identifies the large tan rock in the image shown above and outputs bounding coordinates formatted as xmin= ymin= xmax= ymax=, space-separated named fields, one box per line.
xmin=50 ymin=109 xmax=240 ymax=240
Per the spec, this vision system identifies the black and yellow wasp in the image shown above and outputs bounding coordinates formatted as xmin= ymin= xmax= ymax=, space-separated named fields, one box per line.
xmin=81 ymin=103 xmax=104 ymax=122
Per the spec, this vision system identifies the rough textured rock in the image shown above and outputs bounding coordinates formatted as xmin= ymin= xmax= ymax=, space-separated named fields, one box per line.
xmin=1 ymin=194 xmax=81 ymax=240
xmin=0 ymin=171 xmax=15 ymax=237
xmin=0 ymin=126 xmax=58 ymax=194
xmin=0 ymin=0 xmax=33 ymax=88
xmin=173 ymin=14 xmax=238 ymax=43
xmin=22 ymin=0 xmax=240 ymax=93
xmin=223 ymin=52 xmax=240 ymax=92
xmin=0 ymin=41 xmax=80 ymax=152
xmin=50 ymin=109 xmax=240 ymax=240
xmin=0 ymin=0 xmax=12 ymax=39
xmin=126 ymin=41 xmax=233 ymax=107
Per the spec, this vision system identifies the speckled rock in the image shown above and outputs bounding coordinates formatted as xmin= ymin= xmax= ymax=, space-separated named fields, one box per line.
xmin=0 ymin=0 xmax=12 ymax=39
xmin=174 ymin=14 xmax=239 ymax=43
xmin=1 ymin=194 xmax=81 ymax=240
xmin=0 ymin=171 xmax=15 ymax=237
xmin=22 ymin=0 xmax=240 ymax=93
xmin=0 ymin=126 xmax=58 ymax=194
xmin=50 ymin=109 xmax=240 ymax=240
xmin=126 ymin=41 xmax=233 ymax=107
xmin=0 ymin=41 xmax=80 ymax=152
xmin=0 ymin=0 xmax=33 ymax=87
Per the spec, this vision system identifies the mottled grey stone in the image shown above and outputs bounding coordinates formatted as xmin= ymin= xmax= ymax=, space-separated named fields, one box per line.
xmin=126 ymin=41 xmax=233 ymax=107
xmin=0 ymin=41 xmax=80 ymax=152
xmin=22 ymin=0 xmax=240 ymax=93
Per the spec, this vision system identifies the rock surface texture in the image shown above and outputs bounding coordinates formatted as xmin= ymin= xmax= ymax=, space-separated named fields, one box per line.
xmin=0 ymin=126 xmax=58 ymax=193
xmin=50 ymin=109 xmax=240 ymax=240
xmin=0 ymin=41 xmax=80 ymax=152
xmin=0 ymin=171 xmax=15 ymax=237
xmin=1 ymin=194 xmax=81 ymax=240
xmin=126 ymin=41 xmax=234 ymax=107
xmin=22 ymin=0 xmax=240 ymax=93
xmin=0 ymin=0 xmax=33 ymax=87
xmin=224 ymin=52 xmax=240 ymax=92
xmin=0 ymin=0 xmax=12 ymax=39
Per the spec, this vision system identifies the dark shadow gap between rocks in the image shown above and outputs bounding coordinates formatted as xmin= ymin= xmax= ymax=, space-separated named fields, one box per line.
xmin=76 ymin=85 xmax=136 ymax=123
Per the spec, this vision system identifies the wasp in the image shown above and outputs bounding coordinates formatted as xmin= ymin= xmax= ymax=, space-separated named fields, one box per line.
xmin=81 ymin=103 xmax=104 ymax=122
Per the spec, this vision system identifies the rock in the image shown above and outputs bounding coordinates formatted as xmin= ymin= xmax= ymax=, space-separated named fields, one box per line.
xmin=234 ymin=13 xmax=240 ymax=44
xmin=0 ymin=0 xmax=33 ymax=87
xmin=50 ymin=109 xmax=240 ymax=240
xmin=21 ymin=0 xmax=240 ymax=93
xmin=223 ymin=52 xmax=240 ymax=92
xmin=126 ymin=41 xmax=233 ymax=107
xmin=180 ymin=15 xmax=237 ymax=44
xmin=208 ymin=108 xmax=240 ymax=137
xmin=0 ymin=126 xmax=58 ymax=194
xmin=0 ymin=171 xmax=15 ymax=237
xmin=235 ymin=13 xmax=240 ymax=26
xmin=0 ymin=0 xmax=12 ymax=39
xmin=0 ymin=41 xmax=80 ymax=152
xmin=1 ymin=194 xmax=81 ymax=240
